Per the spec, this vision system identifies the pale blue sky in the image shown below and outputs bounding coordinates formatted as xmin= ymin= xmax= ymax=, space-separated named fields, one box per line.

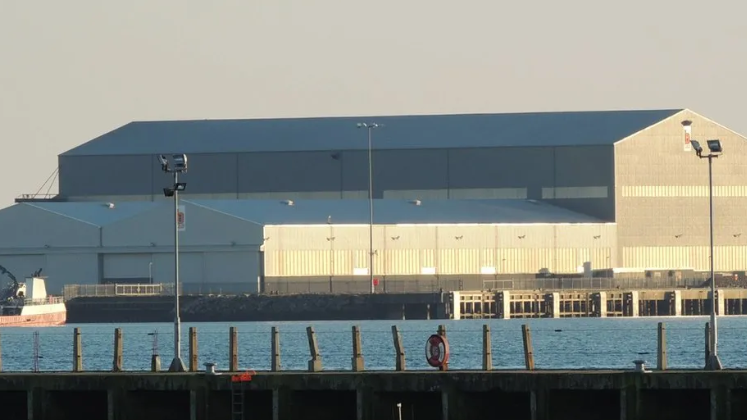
xmin=1 ymin=0 xmax=746 ymax=207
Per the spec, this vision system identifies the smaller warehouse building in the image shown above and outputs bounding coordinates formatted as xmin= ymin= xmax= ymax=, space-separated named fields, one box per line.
xmin=0 ymin=199 xmax=613 ymax=293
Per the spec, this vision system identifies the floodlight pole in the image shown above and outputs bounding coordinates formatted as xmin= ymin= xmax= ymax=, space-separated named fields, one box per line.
xmin=169 ymin=170 xmax=186 ymax=372
xmin=705 ymin=153 xmax=722 ymax=370
xmin=367 ymin=125 xmax=375 ymax=295
xmin=357 ymin=122 xmax=379 ymax=294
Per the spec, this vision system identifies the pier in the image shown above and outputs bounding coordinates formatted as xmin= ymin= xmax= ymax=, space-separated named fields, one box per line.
xmin=454 ymin=288 xmax=747 ymax=319
xmin=61 ymin=286 xmax=747 ymax=323
xmin=3 ymin=370 xmax=747 ymax=420
xmin=2 ymin=323 xmax=747 ymax=419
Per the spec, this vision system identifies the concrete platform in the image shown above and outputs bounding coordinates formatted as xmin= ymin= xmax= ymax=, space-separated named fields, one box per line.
xmin=2 ymin=370 xmax=747 ymax=420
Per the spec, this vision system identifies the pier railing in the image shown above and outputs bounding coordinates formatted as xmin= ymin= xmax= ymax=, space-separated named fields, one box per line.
xmin=63 ymin=283 xmax=177 ymax=300
xmin=24 ymin=296 xmax=64 ymax=306
xmin=1 ymin=322 xmax=745 ymax=373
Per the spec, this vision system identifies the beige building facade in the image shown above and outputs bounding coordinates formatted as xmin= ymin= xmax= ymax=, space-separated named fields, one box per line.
xmin=615 ymin=110 xmax=747 ymax=270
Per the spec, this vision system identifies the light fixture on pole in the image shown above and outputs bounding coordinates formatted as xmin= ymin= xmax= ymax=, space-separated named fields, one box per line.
xmin=682 ymin=119 xmax=723 ymax=371
xmin=356 ymin=122 xmax=380 ymax=294
xmin=158 ymin=153 xmax=189 ymax=372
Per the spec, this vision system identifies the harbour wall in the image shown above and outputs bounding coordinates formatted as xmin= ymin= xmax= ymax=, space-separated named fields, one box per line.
xmin=63 ymin=288 xmax=747 ymax=323
xmin=3 ymin=323 xmax=747 ymax=419
xmin=2 ymin=371 xmax=747 ymax=420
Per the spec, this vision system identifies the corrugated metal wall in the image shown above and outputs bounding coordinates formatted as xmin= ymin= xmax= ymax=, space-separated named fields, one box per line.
xmin=263 ymin=223 xmax=616 ymax=276
xmin=59 ymin=146 xmax=615 ymax=220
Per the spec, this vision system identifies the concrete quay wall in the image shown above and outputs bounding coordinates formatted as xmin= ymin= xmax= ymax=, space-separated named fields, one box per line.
xmin=2 ymin=371 xmax=747 ymax=420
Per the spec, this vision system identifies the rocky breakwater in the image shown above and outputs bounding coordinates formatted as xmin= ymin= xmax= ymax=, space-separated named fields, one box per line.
xmin=180 ymin=292 xmax=446 ymax=322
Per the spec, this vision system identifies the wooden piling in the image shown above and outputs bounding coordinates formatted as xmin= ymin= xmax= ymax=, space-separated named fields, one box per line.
xmin=392 ymin=326 xmax=406 ymax=371
xmin=188 ymin=327 xmax=198 ymax=372
xmin=271 ymin=326 xmax=281 ymax=372
xmin=73 ymin=328 xmax=83 ymax=372
xmin=112 ymin=328 xmax=123 ymax=372
xmin=437 ymin=324 xmax=449 ymax=371
xmin=521 ymin=324 xmax=535 ymax=371
xmin=306 ymin=326 xmax=322 ymax=372
xmin=482 ymin=324 xmax=492 ymax=370
xmin=0 ymin=331 xmax=2 ymax=371
xmin=657 ymin=322 xmax=667 ymax=370
xmin=150 ymin=354 xmax=161 ymax=372
xmin=705 ymin=322 xmax=711 ymax=365
xmin=229 ymin=327 xmax=238 ymax=372
xmin=351 ymin=325 xmax=364 ymax=371
xmin=438 ymin=324 xmax=447 ymax=338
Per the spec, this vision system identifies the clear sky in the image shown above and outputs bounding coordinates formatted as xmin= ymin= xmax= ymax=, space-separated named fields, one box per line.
xmin=1 ymin=1 xmax=746 ymax=207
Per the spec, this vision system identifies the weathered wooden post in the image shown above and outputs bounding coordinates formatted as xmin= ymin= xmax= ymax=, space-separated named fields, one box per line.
xmin=307 ymin=326 xmax=322 ymax=372
xmin=150 ymin=353 xmax=161 ymax=372
xmin=73 ymin=328 xmax=83 ymax=372
xmin=112 ymin=328 xmax=123 ymax=372
xmin=0 ymin=331 xmax=3 ymax=371
xmin=188 ymin=327 xmax=198 ymax=372
xmin=482 ymin=324 xmax=492 ymax=370
xmin=437 ymin=324 xmax=448 ymax=371
xmin=657 ymin=322 xmax=667 ymax=370
xmin=229 ymin=327 xmax=238 ymax=372
xmin=271 ymin=326 xmax=281 ymax=372
xmin=438 ymin=324 xmax=447 ymax=338
xmin=521 ymin=324 xmax=535 ymax=370
xmin=351 ymin=325 xmax=364 ymax=371
xmin=149 ymin=330 xmax=160 ymax=372
xmin=705 ymin=322 xmax=711 ymax=365
xmin=392 ymin=326 xmax=406 ymax=371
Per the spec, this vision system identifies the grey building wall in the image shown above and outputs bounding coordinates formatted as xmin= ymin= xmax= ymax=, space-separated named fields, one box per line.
xmin=59 ymin=145 xmax=616 ymax=220
xmin=0 ymin=201 xmax=266 ymax=293
xmin=615 ymin=111 xmax=747 ymax=270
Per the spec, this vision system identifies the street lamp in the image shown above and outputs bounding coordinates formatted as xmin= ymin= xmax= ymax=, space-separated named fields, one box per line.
xmin=356 ymin=122 xmax=380 ymax=294
xmin=158 ymin=153 xmax=189 ymax=372
xmin=682 ymin=120 xmax=723 ymax=370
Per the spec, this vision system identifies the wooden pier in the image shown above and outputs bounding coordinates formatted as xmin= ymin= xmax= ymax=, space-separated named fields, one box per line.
xmin=1 ymin=323 xmax=746 ymax=420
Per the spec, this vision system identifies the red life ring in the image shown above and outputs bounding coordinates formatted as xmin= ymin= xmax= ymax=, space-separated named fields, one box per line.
xmin=425 ymin=334 xmax=450 ymax=368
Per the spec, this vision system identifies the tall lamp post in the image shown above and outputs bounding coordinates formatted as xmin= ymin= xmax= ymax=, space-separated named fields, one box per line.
xmin=158 ymin=153 xmax=188 ymax=372
xmin=682 ymin=120 xmax=723 ymax=370
xmin=356 ymin=122 xmax=379 ymax=294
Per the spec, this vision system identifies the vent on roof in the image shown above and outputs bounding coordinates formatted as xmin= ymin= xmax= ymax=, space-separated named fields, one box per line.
xmin=409 ymin=199 xmax=422 ymax=206
xmin=281 ymin=200 xmax=295 ymax=206
xmin=104 ymin=202 xmax=115 ymax=209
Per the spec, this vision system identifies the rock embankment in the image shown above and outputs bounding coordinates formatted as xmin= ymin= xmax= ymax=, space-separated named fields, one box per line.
xmin=700 ymin=276 xmax=747 ymax=289
xmin=180 ymin=293 xmax=426 ymax=322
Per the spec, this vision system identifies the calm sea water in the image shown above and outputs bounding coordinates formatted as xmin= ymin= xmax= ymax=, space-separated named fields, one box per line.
xmin=1 ymin=317 xmax=746 ymax=372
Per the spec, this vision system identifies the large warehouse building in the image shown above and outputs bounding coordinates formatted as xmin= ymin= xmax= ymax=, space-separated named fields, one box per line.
xmin=3 ymin=108 xmax=746 ymax=293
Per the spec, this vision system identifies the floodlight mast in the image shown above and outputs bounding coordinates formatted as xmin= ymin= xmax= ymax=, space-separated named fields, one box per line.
xmin=158 ymin=154 xmax=188 ymax=373
xmin=356 ymin=122 xmax=380 ymax=294
xmin=682 ymin=120 xmax=723 ymax=371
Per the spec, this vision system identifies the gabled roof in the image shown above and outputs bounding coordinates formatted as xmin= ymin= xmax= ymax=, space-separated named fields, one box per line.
xmin=186 ymin=198 xmax=604 ymax=225
xmin=60 ymin=109 xmax=683 ymax=156
xmin=24 ymin=201 xmax=161 ymax=227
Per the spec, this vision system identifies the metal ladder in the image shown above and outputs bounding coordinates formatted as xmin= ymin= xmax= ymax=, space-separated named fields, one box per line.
xmin=230 ymin=380 xmax=245 ymax=420
xmin=230 ymin=371 xmax=254 ymax=420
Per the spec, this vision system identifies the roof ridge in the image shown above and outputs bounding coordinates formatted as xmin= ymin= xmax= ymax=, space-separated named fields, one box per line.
xmin=60 ymin=108 xmax=683 ymax=156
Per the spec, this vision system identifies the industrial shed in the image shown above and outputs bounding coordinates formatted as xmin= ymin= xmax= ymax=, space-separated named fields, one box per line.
xmin=0 ymin=198 xmax=613 ymax=293
xmin=14 ymin=108 xmax=747 ymax=273
xmin=0 ymin=201 xmax=264 ymax=294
